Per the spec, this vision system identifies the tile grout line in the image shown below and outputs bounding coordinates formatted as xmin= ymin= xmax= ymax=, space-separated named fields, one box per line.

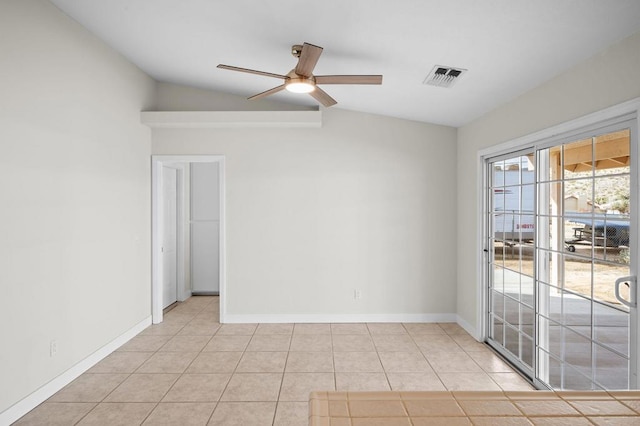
xmin=194 ymin=298 xmax=228 ymax=425
xmin=379 ymin=325 xmax=406 ymax=391
xmin=616 ymin=398 xmax=640 ymax=416
xmin=178 ymin=299 xmax=218 ymax=424
xmin=208 ymin=323 xmax=260 ymax=422
xmin=449 ymin=392 xmax=467 ymax=423
xmin=330 ymin=324 xmax=337 ymax=397
xmin=368 ymin=323 xmax=390 ymax=392
xmin=271 ymin=325 xmax=295 ymax=426
xmin=407 ymin=324 xmax=449 ymax=392
xmin=200 ymin=300 xmax=223 ymax=426
xmin=141 ymin=299 xmax=216 ymax=425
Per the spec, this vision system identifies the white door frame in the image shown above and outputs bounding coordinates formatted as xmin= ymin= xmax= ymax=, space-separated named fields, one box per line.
xmin=152 ymin=155 xmax=226 ymax=324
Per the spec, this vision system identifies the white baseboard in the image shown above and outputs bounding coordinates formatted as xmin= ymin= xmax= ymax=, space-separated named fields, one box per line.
xmin=0 ymin=316 xmax=151 ymax=425
xmin=179 ymin=290 xmax=192 ymax=302
xmin=223 ymin=313 xmax=458 ymax=324
xmin=456 ymin=315 xmax=480 ymax=340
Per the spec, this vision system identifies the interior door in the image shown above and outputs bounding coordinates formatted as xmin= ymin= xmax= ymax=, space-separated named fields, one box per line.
xmin=162 ymin=166 xmax=178 ymax=308
xmin=486 ymin=120 xmax=637 ymax=390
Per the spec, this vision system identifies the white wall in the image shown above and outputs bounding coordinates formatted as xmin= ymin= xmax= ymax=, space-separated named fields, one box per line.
xmin=152 ymin=99 xmax=458 ymax=321
xmin=156 ymin=81 xmax=316 ymax=112
xmin=456 ymin=31 xmax=640 ymax=331
xmin=0 ymin=0 xmax=155 ymax=416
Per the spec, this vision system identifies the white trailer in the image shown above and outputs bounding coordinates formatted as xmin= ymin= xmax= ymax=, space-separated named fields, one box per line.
xmin=493 ymin=169 xmax=535 ymax=241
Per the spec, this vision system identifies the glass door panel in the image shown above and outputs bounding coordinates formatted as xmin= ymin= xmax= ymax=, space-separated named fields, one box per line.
xmin=536 ymin=128 xmax=633 ymax=390
xmin=487 ymin=152 xmax=536 ymax=374
xmin=539 ymin=127 xmax=634 ymax=390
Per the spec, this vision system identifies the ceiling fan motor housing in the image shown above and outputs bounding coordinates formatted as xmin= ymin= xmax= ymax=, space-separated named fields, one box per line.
xmin=291 ymin=44 xmax=303 ymax=57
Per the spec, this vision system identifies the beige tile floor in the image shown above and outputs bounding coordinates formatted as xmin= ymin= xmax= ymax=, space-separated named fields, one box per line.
xmin=309 ymin=390 xmax=640 ymax=425
xmin=15 ymin=296 xmax=532 ymax=425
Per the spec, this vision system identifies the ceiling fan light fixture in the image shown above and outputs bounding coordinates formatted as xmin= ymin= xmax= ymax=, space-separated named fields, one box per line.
xmin=286 ymin=78 xmax=315 ymax=93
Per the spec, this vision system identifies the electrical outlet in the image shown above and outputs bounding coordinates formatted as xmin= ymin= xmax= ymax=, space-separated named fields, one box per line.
xmin=50 ymin=340 xmax=58 ymax=357
xmin=354 ymin=289 xmax=362 ymax=300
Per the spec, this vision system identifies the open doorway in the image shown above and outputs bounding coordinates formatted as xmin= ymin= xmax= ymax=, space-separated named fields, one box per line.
xmin=152 ymin=155 xmax=226 ymax=324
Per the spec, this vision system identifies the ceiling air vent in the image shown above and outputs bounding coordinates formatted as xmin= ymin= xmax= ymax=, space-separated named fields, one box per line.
xmin=423 ymin=65 xmax=467 ymax=88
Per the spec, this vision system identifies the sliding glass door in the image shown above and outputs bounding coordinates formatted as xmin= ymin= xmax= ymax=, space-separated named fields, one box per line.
xmin=486 ymin=119 xmax=638 ymax=390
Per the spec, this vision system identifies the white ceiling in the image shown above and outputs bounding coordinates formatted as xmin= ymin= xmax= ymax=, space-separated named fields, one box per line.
xmin=50 ymin=0 xmax=640 ymax=127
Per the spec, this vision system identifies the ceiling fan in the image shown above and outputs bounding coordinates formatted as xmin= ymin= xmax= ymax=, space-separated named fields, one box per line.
xmin=217 ymin=42 xmax=383 ymax=107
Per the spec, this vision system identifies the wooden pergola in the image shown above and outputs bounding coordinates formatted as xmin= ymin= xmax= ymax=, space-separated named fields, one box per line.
xmin=562 ymin=130 xmax=630 ymax=172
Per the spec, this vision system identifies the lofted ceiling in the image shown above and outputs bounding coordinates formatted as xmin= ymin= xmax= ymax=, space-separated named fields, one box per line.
xmin=49 ymin=0 xmax=640 ymax=127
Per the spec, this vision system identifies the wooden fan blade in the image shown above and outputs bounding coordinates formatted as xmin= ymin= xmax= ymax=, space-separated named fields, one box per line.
xmin=248 ymin=84 xmax=286 ymax=101
xmin=309 ymin=86 xmax=337 ymax=107
xmin=294 ymin=42 xmax=323 ymax=77
xmin=217 ymin=64 xmax=287 ymax=79
xmin=315 ymin=75 xmax=383 ymax=85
